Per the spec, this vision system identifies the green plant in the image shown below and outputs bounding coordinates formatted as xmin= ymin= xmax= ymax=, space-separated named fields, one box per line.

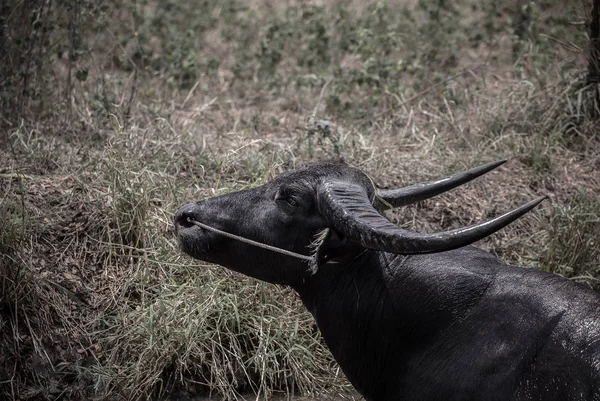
xmin=540 ymin=194 xmax=600 ymax=290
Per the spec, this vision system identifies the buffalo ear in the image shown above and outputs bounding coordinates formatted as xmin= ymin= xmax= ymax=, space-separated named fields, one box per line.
xmin=310 ymin=229 xmax=363 ymax=273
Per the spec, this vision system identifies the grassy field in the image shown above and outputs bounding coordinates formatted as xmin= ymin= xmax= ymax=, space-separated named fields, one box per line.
xmin=1 ymin=0 xmax=599 ymax=400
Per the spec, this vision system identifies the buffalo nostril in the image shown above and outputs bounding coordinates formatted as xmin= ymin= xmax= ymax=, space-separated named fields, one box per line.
xmin=177 ymin=214 xmax=195 ymax=228
xmin=174 ymin=204 xmax=199 ymax=228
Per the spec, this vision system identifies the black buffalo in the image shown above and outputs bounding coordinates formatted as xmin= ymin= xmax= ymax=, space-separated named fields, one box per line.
xmin=174 ymin=161 xmax=600 ymax=401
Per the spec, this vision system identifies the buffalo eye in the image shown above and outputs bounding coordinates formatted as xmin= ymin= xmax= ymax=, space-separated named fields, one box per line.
xmin=285 ymin=197 xmax=298 ymax=207
xmin=275 ymin=189 xmax=300 ymax=208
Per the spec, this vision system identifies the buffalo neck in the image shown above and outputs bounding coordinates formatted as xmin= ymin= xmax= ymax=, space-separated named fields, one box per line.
xmin=293 ymin=249 xmax=494 ymax=399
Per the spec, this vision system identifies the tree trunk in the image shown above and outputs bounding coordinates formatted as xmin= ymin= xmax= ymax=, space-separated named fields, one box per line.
xmin=589 ymin=0 xmax=600 ymax=84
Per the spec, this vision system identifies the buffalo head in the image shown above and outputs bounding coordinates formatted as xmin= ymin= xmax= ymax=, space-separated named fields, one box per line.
xmin=174 ymin=161 xmax=544 ymax=287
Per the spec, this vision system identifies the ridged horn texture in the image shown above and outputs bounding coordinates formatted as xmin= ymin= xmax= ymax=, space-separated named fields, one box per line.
xmin=318 ymin=179 xmax=546 ymax=255
xmin=374 ymin=160 xmax=507 ymax=210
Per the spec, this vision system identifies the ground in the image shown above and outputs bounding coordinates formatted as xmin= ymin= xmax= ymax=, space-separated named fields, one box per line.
xmin=0 ymin=0 xmax=599 ymax=400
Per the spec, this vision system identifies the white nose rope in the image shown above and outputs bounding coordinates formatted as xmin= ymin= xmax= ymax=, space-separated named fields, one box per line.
xmin=187 ymin=218 xmax=313 ymax=262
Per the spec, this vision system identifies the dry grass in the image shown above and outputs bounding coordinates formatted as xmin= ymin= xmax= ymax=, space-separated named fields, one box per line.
xmin=1 ymin=0 xmax=599 ymax=400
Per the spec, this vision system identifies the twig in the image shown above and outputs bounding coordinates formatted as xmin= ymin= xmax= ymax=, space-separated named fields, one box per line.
xmin=311 ymin=77 xmax=333 ymax=119
xmin=124 ymin=68 xmax=138 ymax=125
xmin=0 ymin=173 xmax=34 ymax=180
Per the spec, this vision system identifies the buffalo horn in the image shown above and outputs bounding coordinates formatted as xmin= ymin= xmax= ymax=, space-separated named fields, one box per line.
xmin=318 ymin=180 xmax=546 ymax=255
xmin=374 ymin=160 xmax=506 ymax=210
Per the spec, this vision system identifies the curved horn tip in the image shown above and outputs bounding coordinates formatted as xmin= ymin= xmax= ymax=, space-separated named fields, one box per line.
xmin=525 ymin=195 xmax=549 ymax=209
xmin=475 ymin=159 xmax=508 ymax=172
xmin=502 ymin=195 xmax=548 ymax=222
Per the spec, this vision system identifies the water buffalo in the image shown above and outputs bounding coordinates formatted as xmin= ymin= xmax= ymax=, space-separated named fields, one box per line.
xmin=174 ymin=161 xmax=600 ymax=401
